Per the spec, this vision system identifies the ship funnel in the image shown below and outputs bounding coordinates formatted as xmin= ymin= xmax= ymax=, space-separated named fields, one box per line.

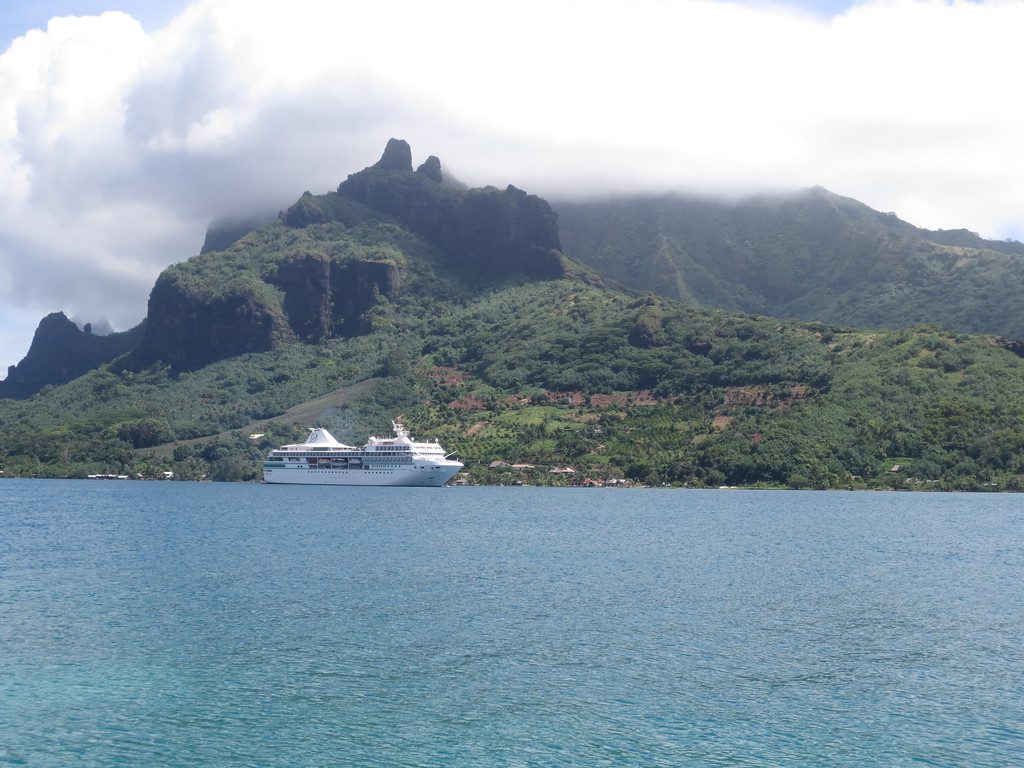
xmin=305 ymin=427 xmax=341 ymax=445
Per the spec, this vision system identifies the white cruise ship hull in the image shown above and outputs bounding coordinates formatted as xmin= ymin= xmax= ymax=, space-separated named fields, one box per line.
xmin=263 ymin=463 xmax=461 ymax=487
xmin=263 ymin=423 xmax=463 ymax=487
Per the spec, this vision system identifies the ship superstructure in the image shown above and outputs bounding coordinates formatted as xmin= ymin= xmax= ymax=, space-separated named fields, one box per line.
xmin=263 ymin=422 xmax=463 ymax=486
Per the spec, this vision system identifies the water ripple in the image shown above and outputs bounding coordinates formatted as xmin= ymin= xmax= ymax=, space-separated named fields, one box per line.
xmin=0 ymin=482 xmax=1021 ymax=766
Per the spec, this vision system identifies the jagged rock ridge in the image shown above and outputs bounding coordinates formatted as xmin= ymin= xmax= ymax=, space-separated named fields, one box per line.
xmin=0 ymin=313 xmax=144 ymax=398
xmin=416 ymin=155 xmax=443 ymax=182
xmin=137 ymin=256 xmax=398 ymax=370
xmin=374 ymin=138 xmax=413 ymax=171
xmin=139 ymin=275 xmax=290 ymax=370
xmin=126 ymin=140 xmax=570 ymax=370
xmin=333 ymin=139 xmax=568 ymax=280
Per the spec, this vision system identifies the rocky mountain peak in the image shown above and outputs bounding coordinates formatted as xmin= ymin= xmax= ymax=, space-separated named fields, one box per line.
xmin=0 ymin=311 xmax=143 ymax=398
xmin=416 ymin=155 xmax=443 ymax=182
xmin=373 ymin=138 xmax=413 ymax=172
xmin=335 ymin=143 xmax=567 ymax=281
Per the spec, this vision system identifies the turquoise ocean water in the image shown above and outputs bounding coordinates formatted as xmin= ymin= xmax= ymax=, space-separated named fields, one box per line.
xmin=1 ymin=480 xmax=1021 ymax=766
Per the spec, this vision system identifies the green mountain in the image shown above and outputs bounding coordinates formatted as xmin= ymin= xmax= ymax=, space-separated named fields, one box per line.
xmin=0 ymin=313 xmax=144 ymax=399
xmin=132 ymin=137 xmax=573 ymax=372
xmin=3 ymin=142 xmax=1024 ymax=490
xmin=556 ymin=189 xmax=1024 ymax=336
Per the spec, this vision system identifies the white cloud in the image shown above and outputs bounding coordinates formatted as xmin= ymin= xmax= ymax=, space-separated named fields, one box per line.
xmin=1 ymin=0 xmax=1023 ymax=370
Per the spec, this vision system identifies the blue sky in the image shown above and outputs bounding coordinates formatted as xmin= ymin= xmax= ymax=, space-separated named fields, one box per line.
xmin=0 ymin=0 xmax=865 ymax=49
xmin=0 ymin=1 xmax=178 ymax=48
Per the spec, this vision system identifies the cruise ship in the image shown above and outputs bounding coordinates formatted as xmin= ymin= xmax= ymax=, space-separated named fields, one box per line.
xmin=263 ymin=422 xmax=464 ymax=486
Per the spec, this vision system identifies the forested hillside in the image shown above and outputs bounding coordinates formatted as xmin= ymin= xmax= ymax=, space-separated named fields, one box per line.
xmin=556 ymin=189 xmax=1024 ymax=336
xmin=4 ymin=280 xmax=1024 ymax=490
xmin=3 ymin=143 xmax=1024 ymax=490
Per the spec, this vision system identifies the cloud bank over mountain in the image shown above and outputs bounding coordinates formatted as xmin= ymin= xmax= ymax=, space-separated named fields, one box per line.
xmin=1 ymin=0 xmax=1022 ymax=369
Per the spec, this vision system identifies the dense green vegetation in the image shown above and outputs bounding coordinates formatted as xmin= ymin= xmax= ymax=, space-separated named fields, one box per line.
xmin=4 ymin=277 xmax=1024 ymax=490
xmin=556 ymin=188 xmax=1024 ymax=337
xmin=161 ymin=200 xmax=411 ymax=304
xmin=4 ymin=144 xmax=1024 ymax=490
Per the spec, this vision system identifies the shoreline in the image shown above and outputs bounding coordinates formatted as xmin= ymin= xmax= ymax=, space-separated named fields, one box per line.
xmin=0 ymin=475 xmax=1017 ymax=493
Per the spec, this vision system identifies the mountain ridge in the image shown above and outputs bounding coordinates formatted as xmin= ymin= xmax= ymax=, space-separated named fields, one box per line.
xmin=0 ymin=313 xmax=144 ymax=399
xmin=555 ymin=188 xmax=1024 ymax=335
xmin=4 ymin=141 xmax=1024 ymax=491
xmin=8 ymin=153 xmax=1022 ymax=395
xmin=131 ymin=139 xmax=579 ymax=374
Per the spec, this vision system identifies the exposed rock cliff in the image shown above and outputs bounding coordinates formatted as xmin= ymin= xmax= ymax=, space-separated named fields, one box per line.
xmin=272 ymin=254 xmax=333 ymax=342
xmin=330 ymin=258 xmax=397 ymax=335
xmin=374 ymin=138 xmax=413 ymax=171
xmin=138 ymin=275 xmax=293 ymax=370
xmin=452 ymin=184 xmax=564 ymax=276
xmin=416 ymin=155 xmax=443 ymax=182
xmin=135 ymin=247 xmax=399 ymax=370
xmin=270 ymin=255 xmax=397 ymax=342
xmin=336 ymin=140 xmax=568 ymax=280
xmin=13 ymin=141 xmax=571 ymax=379
xmin=0 ymin=312 xmax=144 ymax=398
